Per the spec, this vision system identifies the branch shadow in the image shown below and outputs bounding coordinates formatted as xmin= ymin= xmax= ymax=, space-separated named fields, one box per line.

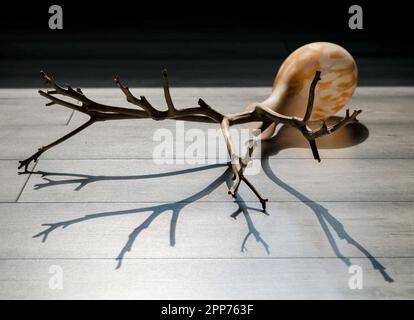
xmin=30 ymin=115 xmax=390 ymax=281
xmin=31 ymin=163 xmax=226 ymax=191
xmin=226 ymin=180 xmax=270 ymax=254
xmin=260 ymin=117 xmax=394 ymax=282
xmin=31 ymin=162 xmax=268 ymax=268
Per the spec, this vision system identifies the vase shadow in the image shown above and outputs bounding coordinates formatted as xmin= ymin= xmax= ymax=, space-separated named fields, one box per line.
xmin=261 ymin=116 xmax=369 ymax=157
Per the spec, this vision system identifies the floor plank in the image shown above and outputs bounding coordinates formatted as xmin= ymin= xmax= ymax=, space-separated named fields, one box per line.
xmin=18 ymin=159 xmax=414 ymax=203
xmin=0 ymin=202 xmax=412 ymax=260
xmin=0 ymin=161 xmax=31 ymax=202
xmin=1 ymin=122 xmax=411 ymax=160
xmin=0 ymin=93 xmax=72 ymax=126
xmin=0 ymin=258 xmax=412 ymax=299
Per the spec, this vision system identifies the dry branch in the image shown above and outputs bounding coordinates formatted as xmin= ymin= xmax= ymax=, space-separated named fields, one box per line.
xmin=19 ymin=69 xmax=361 ymax=210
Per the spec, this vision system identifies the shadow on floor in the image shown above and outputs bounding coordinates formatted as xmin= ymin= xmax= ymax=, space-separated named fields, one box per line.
xmin=31 ymin=117 xmax=393 ymax=282
xmin=32 ymin=162 xmax=269 ymax=268
xmin=260 ymin=120 xmax=394 ymax=283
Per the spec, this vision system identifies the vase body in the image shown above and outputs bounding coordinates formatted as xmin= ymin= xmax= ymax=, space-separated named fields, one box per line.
xmin=254 ymin=42 xmax=358 ymax=138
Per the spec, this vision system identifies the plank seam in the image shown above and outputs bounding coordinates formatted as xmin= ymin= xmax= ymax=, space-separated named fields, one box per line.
xmin=2 ymin=157 xmax=414 ymax=160
xmin=15 ymin=162 xmax=37 ymax=202
xmin=1 ymin=200 xmax=414 ymax=204
xmin=65 ymin=109 xmax=75 ymax=126
xmin=0 ymin=257 xmax=413 ymax=261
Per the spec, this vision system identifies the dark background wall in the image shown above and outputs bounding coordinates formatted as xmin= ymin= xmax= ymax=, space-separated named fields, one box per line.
xmin=0 ymin=1 xmax=413 ymax=87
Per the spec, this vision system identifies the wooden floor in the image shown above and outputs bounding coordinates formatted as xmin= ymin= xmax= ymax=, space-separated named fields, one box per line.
xmin=0 ymin=85 xmax=413 ymax=299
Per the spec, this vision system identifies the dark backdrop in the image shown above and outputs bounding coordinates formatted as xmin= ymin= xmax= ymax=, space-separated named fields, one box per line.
xmin=0 ymin=1 xmax=412 ymax=87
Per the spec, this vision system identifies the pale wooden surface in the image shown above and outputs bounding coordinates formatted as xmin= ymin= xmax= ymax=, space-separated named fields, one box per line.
xmin=0 ymin=87 xmax=413 ymax=299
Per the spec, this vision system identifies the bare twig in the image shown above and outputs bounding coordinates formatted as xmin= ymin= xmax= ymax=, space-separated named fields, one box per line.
xmin=18 ymin=119 xmax=95 ymax=173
